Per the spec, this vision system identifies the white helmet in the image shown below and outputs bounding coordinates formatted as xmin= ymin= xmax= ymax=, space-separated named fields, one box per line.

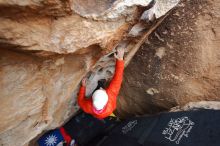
xmin=92 ymin=89 xmax=108 ymax=111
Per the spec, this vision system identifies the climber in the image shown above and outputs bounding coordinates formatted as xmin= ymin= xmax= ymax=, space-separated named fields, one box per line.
xmin=77 ymin=47 xmax=125 ymax=119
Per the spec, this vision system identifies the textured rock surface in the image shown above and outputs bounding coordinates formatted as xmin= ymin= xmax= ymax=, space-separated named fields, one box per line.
xmin=0 ymin=0 xmax=179 ymax=54
xmin=0 ymin=0 xmax=179 ymax=145
xmin=170 ymin=101 xmax=220 ymax=112
xmin=117 ymin=0 xmax=220 ymax=118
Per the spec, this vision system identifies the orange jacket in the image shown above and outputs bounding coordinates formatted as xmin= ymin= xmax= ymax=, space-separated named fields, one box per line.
xmin=78 ymin=59 xmax=124 ymax=119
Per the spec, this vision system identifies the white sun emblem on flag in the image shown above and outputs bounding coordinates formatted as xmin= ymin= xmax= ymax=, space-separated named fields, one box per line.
xmin=45 ymin=134 xmax=58 ymax=146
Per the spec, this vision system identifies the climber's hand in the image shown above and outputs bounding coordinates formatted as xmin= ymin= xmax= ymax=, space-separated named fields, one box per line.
xmin=114 ymin=47 xmax=125 ymax=60
xmin=82 ymin=78 xmax=87 ymax=86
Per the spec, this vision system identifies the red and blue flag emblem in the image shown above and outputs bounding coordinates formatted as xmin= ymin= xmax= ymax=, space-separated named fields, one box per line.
xmin=38 ymin=129 xmax=64 ymax=146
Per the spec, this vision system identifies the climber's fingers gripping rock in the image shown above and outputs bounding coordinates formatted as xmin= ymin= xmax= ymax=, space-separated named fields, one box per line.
xmin=114 ymin=47 xmax=125 ymax=60
xmin=82 ymin=78 xmax=87 ymax=87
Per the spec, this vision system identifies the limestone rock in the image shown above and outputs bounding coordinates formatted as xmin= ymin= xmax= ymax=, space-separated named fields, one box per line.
xmin=117 ymin=0 xmax=220 ymax=118
xmin=170 ymin=101 xmax=220 ymax=112
xmin=0 ymin=0 xmax=179 ymax=54
xmin=0 ymin=0 xmax=179 ymax=145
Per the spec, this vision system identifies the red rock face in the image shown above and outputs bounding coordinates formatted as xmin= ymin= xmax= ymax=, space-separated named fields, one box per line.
xmin=0 ymin=0 xmax=180 ymax=145
xmin=117 ymin=0 xmax=220 ymax=118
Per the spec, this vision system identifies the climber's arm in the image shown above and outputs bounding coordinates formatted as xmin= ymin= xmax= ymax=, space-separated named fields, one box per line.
xmin=107 ymin=59 xmax=124 ymax=97
xmin=77 ymin=79 xmax=91 ymax=113
xmin=107 ymin=47 xmax=125 ymax=98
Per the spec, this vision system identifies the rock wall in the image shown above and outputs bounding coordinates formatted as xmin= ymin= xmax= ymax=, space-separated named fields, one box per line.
xmin=117 ymin=0 xmax=220 ymax=118
xmin=0 ymin=0 xmax=179 ymax=145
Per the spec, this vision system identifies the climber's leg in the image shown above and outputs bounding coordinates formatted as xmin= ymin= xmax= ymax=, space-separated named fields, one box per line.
xmin=62 ymin=111 xmax=119 ymax=146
